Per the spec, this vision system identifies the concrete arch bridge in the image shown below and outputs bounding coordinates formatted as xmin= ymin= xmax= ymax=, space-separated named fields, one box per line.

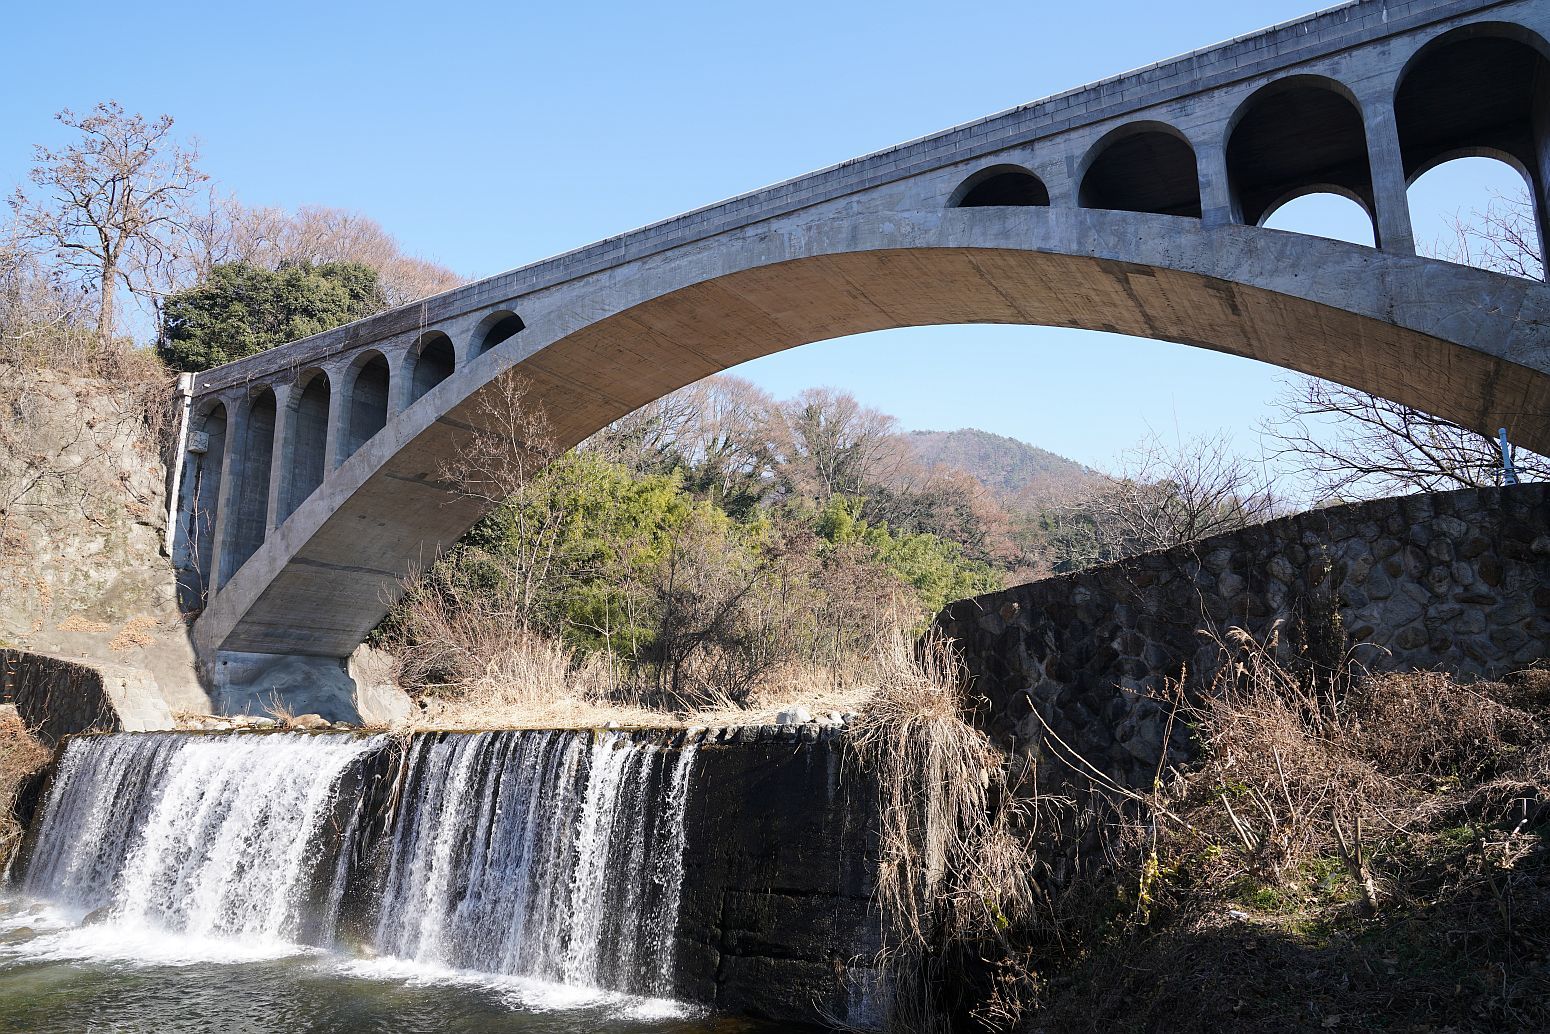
xmin=170 ymin=0 xmax=1550 ymax=714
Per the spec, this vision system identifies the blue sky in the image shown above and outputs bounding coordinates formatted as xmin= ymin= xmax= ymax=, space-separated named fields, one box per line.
xmin=2 ymin=1 xmax=1525 ymax=470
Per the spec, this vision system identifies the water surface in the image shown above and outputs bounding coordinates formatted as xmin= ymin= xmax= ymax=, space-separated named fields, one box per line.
xmin=0 ymin=896 xmax=786 ymax=1033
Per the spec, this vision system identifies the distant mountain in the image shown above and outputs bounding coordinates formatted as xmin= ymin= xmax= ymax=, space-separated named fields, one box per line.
xmin=905 ymin=429 xmax=1102 ymax=510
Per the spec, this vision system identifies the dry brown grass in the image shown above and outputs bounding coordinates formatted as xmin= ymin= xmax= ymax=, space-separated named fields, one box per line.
xmin=391 ymin=626 xmax=882 ymax=732
xmin=0 ymin=705 xmax=49 ymax=869
xmin=399 ymin=632 xmax=644 ymax=730
xmin=844 ymin=632 xmax=1045 ymax=1033
xmin=55 ymin=614 xmax=111 ymax=633
xmin=107 ymin=615 xmax=159 ymax=652
xmin=833 ymin=623 xmax=1550 ymax=1033
xmin=1018 ymin=632 xmax=1550 ymax=1033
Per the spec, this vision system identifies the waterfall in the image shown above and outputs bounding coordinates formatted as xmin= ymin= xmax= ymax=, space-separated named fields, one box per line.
xmin=372 ymin=730 xmax=699 ymax=996
xmin=17 ymin=728 xmax=701 ymax=1000
xmin=23 ymin=732 xmax=384 ymax=943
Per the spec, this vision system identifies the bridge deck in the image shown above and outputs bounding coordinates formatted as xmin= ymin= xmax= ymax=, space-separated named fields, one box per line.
xmin=190 ymin=0 xmax=1504 ymax=395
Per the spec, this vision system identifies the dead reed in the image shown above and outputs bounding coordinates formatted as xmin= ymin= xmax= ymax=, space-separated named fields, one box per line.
xmin=0 ymin=706 xmax=49 ymax=869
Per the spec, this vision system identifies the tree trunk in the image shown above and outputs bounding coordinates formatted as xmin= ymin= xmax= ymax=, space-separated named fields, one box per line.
xmin=98 ymin=258 xmax=116 ymax=348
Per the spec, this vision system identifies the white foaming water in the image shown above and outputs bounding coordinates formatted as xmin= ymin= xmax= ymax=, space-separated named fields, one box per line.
xmin=372 ymin=730 xmax=700 ymax=997
xmin=13 ymin=728 xmax=702 ymax=1014
xmin=331 ymin=953 xmax=698 ymax=1019
xmin=22 ymin=732 xmax=383 ymax=942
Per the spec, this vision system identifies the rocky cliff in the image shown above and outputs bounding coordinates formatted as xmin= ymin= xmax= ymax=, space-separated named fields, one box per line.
xmin=0 ymin=368 xmax=203 ymax=713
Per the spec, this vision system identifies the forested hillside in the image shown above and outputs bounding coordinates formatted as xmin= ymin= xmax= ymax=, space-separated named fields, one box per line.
xmin=906 ymin=428 xmax=1102 ymax=508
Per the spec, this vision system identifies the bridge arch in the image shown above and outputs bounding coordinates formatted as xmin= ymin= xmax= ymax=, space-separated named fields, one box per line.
xmin=221 ymin=386 xmax=277 ymax=588
xmin=473 ymin=310 xmax=526 ymax=358
xmin=280 ymin=368 xmax=330 ymax=522
xmin=1078 ymin=121 xmax=1201 ymax=217
xmin=1226 ymin=75 xmax=1376 ymax=234
xmin=1261 ymin=191 xmax=1376 ymax=247
xmin=194 ymin=207 xmax=1550 ymax=663
xmin=409 ymin=331 xmax=456 ymax=402
xmin=176 ymin=0 xmax=1550 ymax=683
xmin=949 ymin=165 xmax=1050 ymax=208
xmin=1395 ymin=21 xmax=1550 ymax=256
xmin=344 ymin=350 xmax=391 ymax=460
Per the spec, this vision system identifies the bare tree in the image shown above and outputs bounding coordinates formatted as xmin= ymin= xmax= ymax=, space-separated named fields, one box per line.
xmin=1061 ymin=431 xmax=1280 ymax=565
xmin=1265 ymin=187 xmax=1547 ymax=499
xmin=1436 ymin=188 xmax=1543 ymax=281
xmin=588 ymin=384 xmax=707 ymax=472
xmin=588 ymin=375 xmax=779 ymax=508
xmin=8 ymin=102 xmax=206 ymax=345
xmin=0 ymin=224 xmax=95 ymax=368
xmin=646 ymin=508 xmax=767 ymax=704
xmin=772 ymin=387 xmax=902 ymax=504
xmin=210 ymin=202 xmax=463 ymax=306
xmin=441 ymin=371 xmax=558 ymax=504
xmin=429 ymin=370 xmax=570 ymax=628
xmin=1265 ymin=378 xmax=1549 ymax=499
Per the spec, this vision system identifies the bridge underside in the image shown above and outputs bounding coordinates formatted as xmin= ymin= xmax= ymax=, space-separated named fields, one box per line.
xmin=192 ymin=207 xmax=1550 ymax=664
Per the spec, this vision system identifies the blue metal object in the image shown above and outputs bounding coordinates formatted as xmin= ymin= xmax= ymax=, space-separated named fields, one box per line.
xmin=1500 ymin=428 xmax=1520 ymax=486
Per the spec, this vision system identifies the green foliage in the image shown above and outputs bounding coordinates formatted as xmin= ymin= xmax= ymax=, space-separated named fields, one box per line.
xmin=816 ymin=496 xmax=1001 ymax=617
xmin=462 ymin=451 xmax=704 ymax=653
xmin=159 ymin=261 xmax=385 ymax=371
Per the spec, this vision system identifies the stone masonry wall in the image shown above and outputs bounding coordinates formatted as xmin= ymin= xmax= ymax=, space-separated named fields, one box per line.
xmin=1 ymin=649 xmax=172 ymax=745
xmin=937 ymin=484 xmax=1550 ymax=791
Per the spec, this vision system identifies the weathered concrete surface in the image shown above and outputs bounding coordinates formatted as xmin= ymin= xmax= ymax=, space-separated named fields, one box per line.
xmin=171 ymin=0 xmax=1550 ymax=710
xmin=207 ymin=649 xmax=411 ymax=725
xmin=938 ymin=484 xmax=1550 ymax=791
xmin=676 ymin=728 xmax=879 ymax=1026
xmin=0 ymin=649 xmax=173 ymax=745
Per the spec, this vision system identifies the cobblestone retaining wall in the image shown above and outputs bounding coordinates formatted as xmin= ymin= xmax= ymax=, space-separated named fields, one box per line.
xmin=937 ymin=485 xmax=1550 ymax=790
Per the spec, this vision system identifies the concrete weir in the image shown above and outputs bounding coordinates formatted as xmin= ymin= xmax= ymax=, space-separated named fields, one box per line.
xmin=14 ymin=724 xmax=879 ymax=1029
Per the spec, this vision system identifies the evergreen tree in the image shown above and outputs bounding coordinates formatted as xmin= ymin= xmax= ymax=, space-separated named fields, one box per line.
xmin=159 ymin=260 xmax=385 ymax=370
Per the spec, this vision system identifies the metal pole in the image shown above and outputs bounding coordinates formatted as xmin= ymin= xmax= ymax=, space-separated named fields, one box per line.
xmin=1500 ymin=427 xmax=1520 ymax=486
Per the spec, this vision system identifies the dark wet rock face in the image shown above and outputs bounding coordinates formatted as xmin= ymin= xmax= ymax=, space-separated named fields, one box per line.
xmin=675 ymin=729 xmax=879 ymax=1027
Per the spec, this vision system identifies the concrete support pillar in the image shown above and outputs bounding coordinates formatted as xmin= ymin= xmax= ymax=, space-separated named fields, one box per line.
xmin=207 ymin=394 xmax=245 ymax=594
xmin=1196 ymin=137 xmax=1236 ymax=228
xmin=1361 ymin=97 xmax=1416 ymax=255
xmin=1530 ymin=80 xmax=1550 ymax=272
xmin=263 ymin=383 xmax=293 ymax=533
xmin=1039 ymin=159 xmax=1076 ymax=208
xmin=163 ymin=372 xmax=195 ymax=556
xmin=1531 ymin=164 xmax=1550 ymax=280
xmin=323 ymin=362 xmax=348 ymax=473
xmin=387 ymin=346 xmax=415 ymax=418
